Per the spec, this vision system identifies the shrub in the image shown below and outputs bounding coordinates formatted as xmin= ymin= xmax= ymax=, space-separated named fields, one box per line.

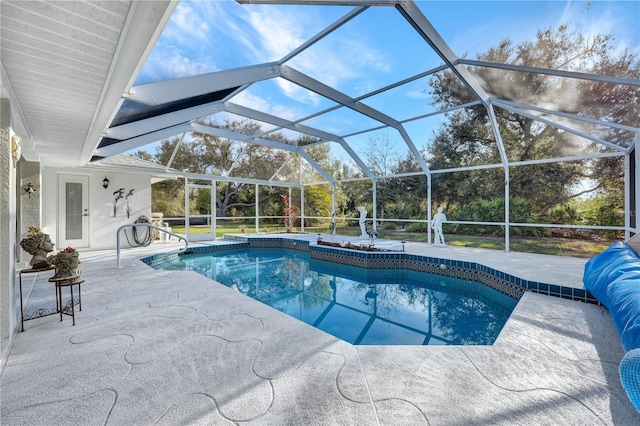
xmin=449 ymin=197 xmax=547 ymax=237
xmin=406 ymin=222 xmax=428 ymax=233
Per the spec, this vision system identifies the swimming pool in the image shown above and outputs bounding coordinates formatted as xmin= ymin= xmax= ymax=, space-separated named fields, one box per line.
xmin=148 ymin=247 xmax=517 ymax=345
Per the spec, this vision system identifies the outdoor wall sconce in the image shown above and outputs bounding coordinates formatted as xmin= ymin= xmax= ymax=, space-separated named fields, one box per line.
xmin=102 ymin=176 xmax=110 ymax=189
xmin=25 ymin=182 xmax=35 ymax=198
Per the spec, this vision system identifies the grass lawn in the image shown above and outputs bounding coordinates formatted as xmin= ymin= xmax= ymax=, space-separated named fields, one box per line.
xmin=170 ymin=225 xmax=613 ymax=258
xmin=444 ymin=234 xmax=612 ymax=258
xmin=369 ymin=231 xmax=612 ymax=258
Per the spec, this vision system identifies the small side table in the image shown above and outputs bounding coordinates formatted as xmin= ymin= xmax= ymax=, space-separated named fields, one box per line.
xmin=49 ymin=276 xmax=84 ymax=326
xmin=19 ymin=266 xmax=55 ymax=332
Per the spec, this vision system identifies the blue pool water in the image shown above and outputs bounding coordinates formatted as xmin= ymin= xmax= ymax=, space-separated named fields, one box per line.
xmin=149 ymin=248 xmax=517 ymax=345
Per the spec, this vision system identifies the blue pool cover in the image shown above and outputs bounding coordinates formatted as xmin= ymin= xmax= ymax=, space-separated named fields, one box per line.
xmin=584 ymin=242 xmax=640 ymax=411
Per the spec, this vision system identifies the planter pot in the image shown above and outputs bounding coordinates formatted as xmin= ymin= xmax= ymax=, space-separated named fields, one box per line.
xmin=50 ymin=251 xmax=80 ymax=279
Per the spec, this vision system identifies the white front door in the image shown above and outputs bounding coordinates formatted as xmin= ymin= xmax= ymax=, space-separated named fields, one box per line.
xmin=58 ymin=174 xmax=89 ymax=248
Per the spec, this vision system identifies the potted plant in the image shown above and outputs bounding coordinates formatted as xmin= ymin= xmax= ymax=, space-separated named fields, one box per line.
xmin=47 ymin=247 xmax=80 ymax=279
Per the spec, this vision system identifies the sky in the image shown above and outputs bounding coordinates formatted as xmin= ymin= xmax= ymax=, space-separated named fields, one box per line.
xmin=134 ymin=0 xmax=640 ymax=176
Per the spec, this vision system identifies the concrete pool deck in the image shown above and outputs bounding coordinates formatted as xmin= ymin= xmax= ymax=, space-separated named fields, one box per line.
xmin=2 ymin=236 xmax=639 ymax=425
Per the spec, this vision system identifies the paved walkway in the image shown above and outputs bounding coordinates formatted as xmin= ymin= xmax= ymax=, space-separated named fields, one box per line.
xmin=2 ymin=238 xmax=638 ymax=425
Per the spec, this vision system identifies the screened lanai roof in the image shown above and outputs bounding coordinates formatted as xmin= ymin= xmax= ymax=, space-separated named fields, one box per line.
xmin=89 ymin=0 xmax=639 ymax=186
xmin=4 ymin=1 xmax=636 ymax=183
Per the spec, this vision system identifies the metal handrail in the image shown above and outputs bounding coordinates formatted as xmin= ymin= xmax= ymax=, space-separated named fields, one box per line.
xmin=116 ymin=223 xmax=188 ymax=268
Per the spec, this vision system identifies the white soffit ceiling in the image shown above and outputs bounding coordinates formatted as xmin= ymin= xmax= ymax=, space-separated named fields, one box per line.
xmin=0 ymin=0 xmax=176 ymax=167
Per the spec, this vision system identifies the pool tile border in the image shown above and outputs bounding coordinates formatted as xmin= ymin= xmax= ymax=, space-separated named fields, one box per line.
xmin=141 ymin=237 xmax=597 ymax=304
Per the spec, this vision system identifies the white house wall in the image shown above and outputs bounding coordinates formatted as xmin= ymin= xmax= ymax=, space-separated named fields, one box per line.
xmin=1 ymin=99 xmax=18 ymax=368
xmin=42 ymin=168 xmax=152 ymax=251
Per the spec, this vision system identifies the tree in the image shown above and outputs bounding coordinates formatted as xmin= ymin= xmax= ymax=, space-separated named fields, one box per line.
xmin=137 ymin=119 xmax=289 ymax=218
xmin=364 ymin=132 xmax=398 ymax=176
xmin=302 ymin=141 xmax=356 ymax=224
xmin=136 ymin=120 xmax=357 ymax=221
xmin=362 ymin=132 xmax=401 ymax=219
xmin=391 ymin=154 xmax=428 ymax=219
xmin=426 ymin=24 xmax=638 ymax=215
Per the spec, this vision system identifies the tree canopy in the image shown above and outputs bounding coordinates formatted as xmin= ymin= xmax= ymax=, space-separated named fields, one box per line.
xmin=425 ymin=25 xmax=637 ymax=214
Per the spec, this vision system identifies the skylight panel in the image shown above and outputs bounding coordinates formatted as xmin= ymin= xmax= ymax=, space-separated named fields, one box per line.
xmin=284 ymin=6 xmax=443 ymax=99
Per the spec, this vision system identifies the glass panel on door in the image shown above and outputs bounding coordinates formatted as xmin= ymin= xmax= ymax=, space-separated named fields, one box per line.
xmin=65 ymin=182 xmax=83 ymax=240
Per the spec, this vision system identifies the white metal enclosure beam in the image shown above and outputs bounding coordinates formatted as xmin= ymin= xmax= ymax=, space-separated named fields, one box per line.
xmin=394 ymin=1 xmax=503 ymax=177
xmin=494 ymin=102 xmax=628 ymax=152
xmin=190 ymin=123 xmax=335 ymax=184
xmin=191 ymin=123 xmax=300 ymax=152
xmin=459 ymin=59 xmax=640 ymax=87
xmin=166 ymin=132 xmax=187 ymax=170
xmin=237 ymin=0 xmax=400 ymax=5
xmin=278 ymin=6 xmax=368 ymax=64
xmin=125 ymin=62 xmax=281 ymax=105
xmin=105 ymin=104 xmax=225 ymax=140
xmin=395 ymin=1 xmax=491 ymax=105
xmin=493 ymin=99 xmax=640 ymax=135
xmin=223 ymin=102 xmax=336 ymax=142
xmin=223 ymin=102 xmax=376 ymax=179
xmin=94 ymin=123 xmax=192 ymax=157
xmin=279 ymin=64 xmax=432 ymax=175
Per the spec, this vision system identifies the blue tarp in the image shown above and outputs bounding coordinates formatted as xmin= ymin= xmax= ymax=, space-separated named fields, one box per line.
xmin=584 ymin=242 xmax=640 ymax=411
xmin=584 ymin=242 xmax=640 ymax=352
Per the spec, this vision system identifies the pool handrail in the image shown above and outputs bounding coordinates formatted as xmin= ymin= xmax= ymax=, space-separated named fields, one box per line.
xmin=116 ymin=223 xmax=188 ymax=268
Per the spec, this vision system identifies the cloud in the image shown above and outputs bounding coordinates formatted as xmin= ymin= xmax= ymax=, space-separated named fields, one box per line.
xmin=275 ymin=79 xmax=323 ymax=107
xmin=247 ymin=6 xmax=306 ymax=62
xmin=405 ymin=87 xmax=429 ymax=100
xmin=201 ymin=1 xmax=263 ymax=63
xmin=236 ymin=4 xmax=390 ymax=94
xmin=232 ymin=90 xmax=273 ymax=114
xmin=231 ymin=90 xmax=300 ymax=123
xmin=140 ymin=44 xmax=218 ymax=82
xmin=555 ymin=1 xmax=640 ymax=63
xmin=162 ymin=2 xmax=211 ymax=45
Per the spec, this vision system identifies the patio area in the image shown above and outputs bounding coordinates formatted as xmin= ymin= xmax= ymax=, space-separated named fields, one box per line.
xmin=2 ymin=238 xmax=639 ymax=425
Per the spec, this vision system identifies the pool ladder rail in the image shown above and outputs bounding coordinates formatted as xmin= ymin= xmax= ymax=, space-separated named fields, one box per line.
xmin=116 ymin=223 xmax=188 ymax=268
